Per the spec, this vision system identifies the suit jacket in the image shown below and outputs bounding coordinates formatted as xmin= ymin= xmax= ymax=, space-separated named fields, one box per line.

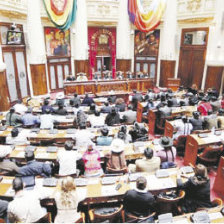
xmin=136 ymin=157 xmax=161 ymax=173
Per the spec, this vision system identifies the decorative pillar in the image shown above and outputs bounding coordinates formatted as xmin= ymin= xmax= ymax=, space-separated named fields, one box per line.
xmin=158 ymin=0 xmax=178 ymax=86
xmin=116 ymin=0 xmax=132 ymax=74
xmin=71 ymin=0 xmax=88 ymax=77
xmin=27 ymin=0 xmax=48 ymax=95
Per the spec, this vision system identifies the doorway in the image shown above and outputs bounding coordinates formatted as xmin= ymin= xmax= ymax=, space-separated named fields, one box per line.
xmin=178 ymin=28 xmax=208 ymax=89
xmin=96 ymin=56 xmax=111 ymax=72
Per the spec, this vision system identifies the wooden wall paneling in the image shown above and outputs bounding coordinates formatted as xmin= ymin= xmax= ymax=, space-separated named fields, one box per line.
xmin=75 ymin=60 xmax=89 ymax=78
xmin=204 ymin=66 xmax=224 ymax=92
xmin=0 ymin=71 xmax=10 ymax=111
xmin=30 ymin=64 xmax=48 ymax=96
xmin=116 ymin=59 xmax=131 ymax=77
xmin=159 ymin=60 xmax=176 ymax=87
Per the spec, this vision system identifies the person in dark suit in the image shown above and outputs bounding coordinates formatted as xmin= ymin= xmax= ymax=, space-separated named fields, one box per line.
xmin=100 ymin=102 xmax=111 ymax=113
xmin=55 ymin=103 xmax=67 ymax=116
xmin=105 ymin=107 xmax=120 ymax=126
xmin=190 ymin=111 xmax=203 ymax=131
xmin=177 ymin=164 xmax=212 ymax=213
xmin=123 ymin=176 xmax=155 ymax=221
xmin=131 ymin=90 xmax=143 ymax=111
xmin=82 ymin=94 xmax=94 ymax=106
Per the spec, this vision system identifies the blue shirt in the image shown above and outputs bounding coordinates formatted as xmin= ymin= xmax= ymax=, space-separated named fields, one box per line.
xmin=19 ymin=160 xmax=52 ymax=177
xmin=22 ymin=113 xmax=40 ymax=126
xmin=96 ymin=136 xmax=113 ymax=146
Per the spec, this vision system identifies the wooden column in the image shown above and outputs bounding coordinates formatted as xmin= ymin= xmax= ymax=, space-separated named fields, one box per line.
xmin=74 ymin=60 xmax=89 ymax=78
xmin=30 ymin=64 xmax=48 ymax=96
xmin=0 ymin=71 xmax=10 ymax=111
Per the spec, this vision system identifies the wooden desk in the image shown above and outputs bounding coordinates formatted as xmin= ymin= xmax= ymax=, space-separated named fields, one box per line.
xmin=164 ymin=119 xmax=183 ymax=138
xmin=148 ymin=109 xmax=157 ymax=135
xmin=184 ymin=131 xmax=224 ymax=166
xmin=213 ymin=156 xmax=224 ymax=195
xmin=137 ymin=102 xmax=147 ymax=123
xmin=64 ymin=79 xmax=154 ymax=95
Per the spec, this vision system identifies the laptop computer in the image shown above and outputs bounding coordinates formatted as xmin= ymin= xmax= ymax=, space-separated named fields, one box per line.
xmin=156 ymin=170 xmax=169 ymax=178
xmin=43 ymin=178 xmax=58 ymax=187
xmin=128 ymin=173 xmax=142 ymax=182
xmin=46 ymin=146 xmax=58 ymax=153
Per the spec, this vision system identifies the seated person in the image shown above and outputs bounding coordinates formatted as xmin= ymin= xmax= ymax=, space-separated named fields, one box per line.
xmin=190 ymin=111 xmax=203 ymax=131
xmin=0 ymin=199 xmax=8 ymax=221
xmin=105 ymin=107 xmax=120 ymax=126
xmin=115 ymin=98 xmax=126 ymax=112
xmin=177 ymin=164 xmax=212 ymax=213
xmin=129 ymin=147 xmax=160 ymax=173
xmin=6 ymin=127 xmax=29 ymax=145
xmin=144 ymin=99 xmax=155 ymax=112
xmin=126 ymin=71 xmax=133 ymax=79
xmin=76 ymin=73 xmax=88 ymax=81
xmin=210 ymin=96 xmax=221 ymax=113
xmin=145 ymin=89 xmax=156 ymax=101
xmin=188 ymin=83 xmax=198 ymax=95
xmin=88 ymin=103 xmax=96 ymax=115
xmin=76 ymin=110 xmax=87 ymax=128
xmin=55 ymin=92 xmax=65 ymax=106
xmin=0 ymin=147 xmax=19 ymax=175
xmin=167 ymin=96 xmax=179 ymax=107
xmin=218 ymin=109 xmax=224 ymax=128
xmin=66 ymin=73 xmax=75 ymax=81
xmin=173 ymin=116 xmax=193 ymax=140
xmin=40 ymin=108 xmax=57 ymax=129
xmin=155 ymin=136 xmax=176 ymax=163
xmin=19 ymin=151 xmax=52 ymax=177
xmin=73 ymin=124 xmax=94 ymax=148
xmin=41 ymin=99 xmax=54 ymax=114
xmin=129 ymin=122 xmax=148 ymax=142
xmin=100 ymin=102 xmax=112 ymax=113
xmin=117 ymin=125 xmax=132 ymax=143
xmin=21 ymin=107 xmax=40 ymax=127
xmin=55 ymin=103 xmax=68 ymax=116
xmin=116 ymin=71 xmax=123 ymax=80
xmin=6 ymin=107 xmax=22 ymax=127
xmin=71 ymin=93 xmax=81 ymax=107
xmin=96 ymin=127 xmax=113 ymax=146
xmin=82 ymin=94 xmax=94 ymax=106
xmin=158 ymin=102 xmax=172 ymax=118
xmin=123 ymin=176 xmax=155 ymax=220
xmin=13 ymin=100 xmax=27 ymax=115
xmin=82 ymin=144 xmax=103 ymax=177
xmin=105 ymin=132 xmax=128 ymax=173
xmin=122 ymin=105 xmax=136 ymax=124
xmin=197 ymin=97 xmax=213 ymax=116
xmin=57 ymin=141 xmax=82 ymax=176
xmin=8 ymin=177 xmax=48 ymax=223
xmin=203 ymin=111 xmax=218 ymax=130
xmin=88 ymin=110 xmax=105 ymax=127
xmin=54 ymin=177 xmax=84 ymax=223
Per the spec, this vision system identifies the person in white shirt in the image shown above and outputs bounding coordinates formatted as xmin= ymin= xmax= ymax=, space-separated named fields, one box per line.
xmin=77 ymin=73 xmax=88 ymax=81
xmin=8 ymin=177 xmax=48 ymax=223
xmin=13 ymin=100 xmax=27 ymax=115
xmin=73 ymin=125 xmax=95 ymax=148
xmin=6 ymin=128 xmax=29 ymax=145
xmin=57 ymin=141 xmax=82 ymax=176
xmin=173 ymin=116 xmax=193 ymax=140
xmin=40 ymin=108 xmax=57 ymax=130
xmin=88 ymin=110 xmax=105 ymax=128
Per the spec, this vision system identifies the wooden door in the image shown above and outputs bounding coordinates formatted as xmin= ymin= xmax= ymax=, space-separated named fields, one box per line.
xmin=2 ymin=47 xmax=30 ymax=103
xmin=178 ymin=28 xmax=208 ymax=89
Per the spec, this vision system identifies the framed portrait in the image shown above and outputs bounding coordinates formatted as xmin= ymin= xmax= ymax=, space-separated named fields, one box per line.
xmin=135 ymin=30 xmax=160 ymax=56
xmin=44 ymin=27 xmax=71 ymax=57
xmin=184 ymin=33 xmax=193 ymax=45
xmin=6 ymin=30 xmax=23 ymax=45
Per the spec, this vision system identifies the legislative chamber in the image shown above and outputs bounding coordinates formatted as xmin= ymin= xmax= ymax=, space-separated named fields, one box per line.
xmin=0 ymin=0 xmax=224 ymax=223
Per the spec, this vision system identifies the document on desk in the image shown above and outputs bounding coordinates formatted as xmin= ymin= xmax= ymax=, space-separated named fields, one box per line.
xmin=1 ymin=178 xmax=13 ymax=184
xmin=5 ymin=187 xmax=15 ymax=197
xmin=203 ymin=135 xmax=220 ymax=144
xmin=88 ymin=179 xmax=99 ymax=185
xmin=35 ymin=153 xmax=50 ymax=158
xmin=101 ymin=185 xmax=117 ymax=196
xmin=16 ymin=151 xmax=25 ymax=158
xmin=147 ymin=175 xmax=176 ymax=190
xmin=208 ymin=212 xmax=223 ymax=220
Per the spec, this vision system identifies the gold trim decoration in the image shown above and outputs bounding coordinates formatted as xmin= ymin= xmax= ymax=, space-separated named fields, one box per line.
xmin=0 ymin=9 xmax=26 ymax=20
xmin=187 ymin=0 xmax=202 ymax=12
xmin=178 ymin=17 xmax=214 ymax=24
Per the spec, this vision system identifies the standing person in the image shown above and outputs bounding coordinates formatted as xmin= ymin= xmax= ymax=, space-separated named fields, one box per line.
xmin=54 ymin=177 xmax=84 ymax=223
xmin=82 ymin=144 xmax=103 ymax=177
xmin=8 ymin=177 xmax=48 ymax=223
xmin=123 ymin=176 xmax=155 ymax=221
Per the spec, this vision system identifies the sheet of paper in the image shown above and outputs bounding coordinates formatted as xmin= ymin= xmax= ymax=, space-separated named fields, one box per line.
xmin=101 ymin=185 xmax=117 ymax=196
xmin=173 ymin=218 xmax=189 ymax=224
xmin=35 ymin=153 xmax=49 ymax=158
xmin=16 ymin=151 xmax=25 ymax=158
xmin=88 ymin=179 xmax=98 ymax=185
xmin=208 ymin=212 xmax=223 ymax=220
xmin=5 ymin=187 xmax=15 ymax=197
xmin=1 ymin=178 xmax=13 ymax=184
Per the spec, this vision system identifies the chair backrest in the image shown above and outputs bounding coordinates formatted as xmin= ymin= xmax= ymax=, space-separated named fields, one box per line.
xmin=201 ymin=145 xmax=223 ymax=159
xmin=125 ymin=211 xmax=156 ymax=223
xmin=106 ymin=167 xmax=128 ymax=174
xmin=157 ymin=190 xmax=185 ymax=203
xmin=213 ymin=156 xmax=224 ymax=194
xmin=89 ymin=204 xmax=123 ymax=222
xmin=177 ymin=135 xmax=187 ymax=145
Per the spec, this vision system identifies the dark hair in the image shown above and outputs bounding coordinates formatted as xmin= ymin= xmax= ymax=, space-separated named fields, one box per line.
xmin=11 ymin=128 xmax=19 ymax=137
xmin=69 ymin=99 xmax=74 ymax=106
xmin=44 ymin=99 xmax=49 ymax=106
xmin=79 ymin=125 xmax=86 ymax=130
xmin=45 ymin=108 xmax=51 ymax=114
xmin=90 ymin=104 xmax=96 ymax=111
xmin=127 ymin=104 xmax=133 ymax=110
xmin=120 ymin=125 xmax=127 ymax=134
xmin=111 ymin=107 xmax=116 ymax=114
xmin=95 ymin=110 xmax=100 ymax=117
xmin=118 ymin=131 xmax=125 ymax=140
xmin=25 ymin=150 xmax=35 ymax=162
xmin=10 ymin=107 xmax=15 ymax=113
xmin=104 ymin=102 xmax=109 ymax=106
xmin=144 ymin=147 xmax=153 ymax=159
xmin=74 ymin=93 xmax=78 ymax=97
xmin=101 ymin=127 xmax=109 ymax=136
xmin=136 ymin=176 xmax=147 ymax=190
xmin=65 ymin=141 xmax=73 ymax=151
xmin=12 ymin=177 xmax=23 ymax=192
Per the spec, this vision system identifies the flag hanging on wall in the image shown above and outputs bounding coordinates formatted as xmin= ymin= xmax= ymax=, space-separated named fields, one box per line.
xmin=43 ymin=0 xmax=77 ymax=30
xmin=128 ymin=0 xmax=167 ymax=32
